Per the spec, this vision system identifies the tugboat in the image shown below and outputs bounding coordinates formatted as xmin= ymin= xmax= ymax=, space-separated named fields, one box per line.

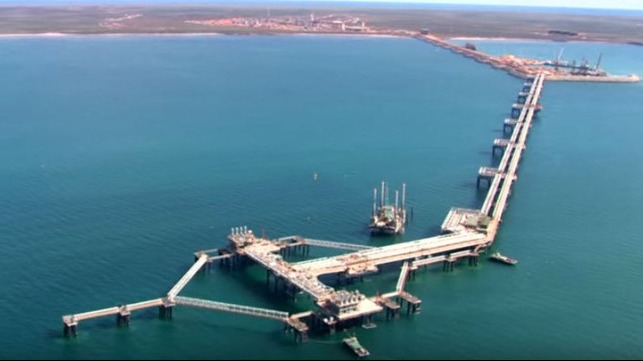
xmin=368 ymin=182 xmax=406 ymax=235
xmin=489 ymin=252 xmax=518 ymax=265
xmin=343 ymin=335 xmax=370 ymax=358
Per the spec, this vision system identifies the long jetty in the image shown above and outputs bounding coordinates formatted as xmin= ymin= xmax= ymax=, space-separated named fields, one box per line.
xmin=441 ymin=73 xmax=545 ymax=239
xmin=415 ymin=33 xmax=639 ymax=83
xmin=62 ymin=74 xmax=547 ymax=343
xmin=483 ymin=73 xmax=545 ymax=240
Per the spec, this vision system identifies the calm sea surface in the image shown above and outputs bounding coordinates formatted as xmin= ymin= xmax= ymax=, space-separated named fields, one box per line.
xmin=1 ymin=34 xmax=642 ymax=359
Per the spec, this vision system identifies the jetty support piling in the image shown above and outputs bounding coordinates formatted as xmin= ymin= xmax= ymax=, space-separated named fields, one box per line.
xmin=492 ymin=138 xmax=510 ymax=156
xmin=159 ymin=304 xmax=173 ymax=319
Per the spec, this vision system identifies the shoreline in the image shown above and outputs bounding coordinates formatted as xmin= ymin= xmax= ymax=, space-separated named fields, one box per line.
xmin=0 ymin=31 xmax=403 ymax=39
xmin=449 ymin=36 xmax=524 ymax=41
xmin=0 ymin=32 xmax=227 ymax=38
xmin=447 ymin=35 xmax=643 ymax=46
xmin=0 ymin=30 xmax=637 ymax=46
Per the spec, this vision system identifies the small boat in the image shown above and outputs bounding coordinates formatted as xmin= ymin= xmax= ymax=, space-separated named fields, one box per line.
xmin=343 ymin=336 xmax=370 ymax=358
xmin=489 ymin=252 xmax=518 ymax=265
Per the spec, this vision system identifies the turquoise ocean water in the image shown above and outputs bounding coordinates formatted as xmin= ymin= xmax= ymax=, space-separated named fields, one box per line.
xmin=1 ymin=34 xmax=642 ymax=359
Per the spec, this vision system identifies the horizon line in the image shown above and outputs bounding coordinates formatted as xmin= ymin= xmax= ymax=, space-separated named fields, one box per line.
xmin=0 ymin=1 xmax=642 ymax=12
xmin=0 ymin=0 xmax=643 ymax=11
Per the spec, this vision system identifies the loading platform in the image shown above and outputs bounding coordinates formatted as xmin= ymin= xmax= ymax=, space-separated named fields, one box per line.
xmin=61 ymin=73 xmax=547 ymax=351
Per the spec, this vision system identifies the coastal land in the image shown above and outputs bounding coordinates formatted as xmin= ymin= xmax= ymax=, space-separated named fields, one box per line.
xmin=0 ymin=5 xmax=642 ymax=45
xmin=3 ymin=5 xmax=639 ymax=82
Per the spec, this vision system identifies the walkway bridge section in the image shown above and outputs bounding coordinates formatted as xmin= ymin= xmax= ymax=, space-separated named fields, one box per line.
xmin=167 ymin=253 xmax=209 ymax=300
xmin=396 ymin=262 xmax=411 ymax=293
xmin=299 ymin=238 xmax=374 ymax=251
xmin=174 ymin=296 xmax=289 ymax=321
xmin=62 ymin=298 xmax=166 ymax=326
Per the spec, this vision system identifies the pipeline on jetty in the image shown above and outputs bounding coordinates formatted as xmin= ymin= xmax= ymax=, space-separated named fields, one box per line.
xmin=61 ymin=74 xmax=546 ymax=345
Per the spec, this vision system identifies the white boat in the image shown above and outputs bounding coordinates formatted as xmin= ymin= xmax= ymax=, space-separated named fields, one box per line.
xmin=489 ymin=252 xmax=518 ymax=265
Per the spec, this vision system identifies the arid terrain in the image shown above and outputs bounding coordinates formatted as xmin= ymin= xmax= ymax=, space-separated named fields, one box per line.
xmin=0 ymin=5 xmax=642 ymax=44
